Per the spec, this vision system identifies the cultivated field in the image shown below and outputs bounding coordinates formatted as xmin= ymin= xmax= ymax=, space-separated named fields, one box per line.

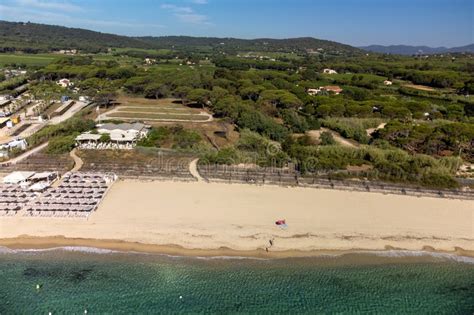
xmin=402 ymin=83 xmax=437 ymax=91
xmin=102 ymin=97 xmax=213 ymax=123
xmin=0 ymin=53 xmax=59 ymax=66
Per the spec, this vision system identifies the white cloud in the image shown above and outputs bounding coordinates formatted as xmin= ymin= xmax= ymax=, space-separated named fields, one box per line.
xmin=161 ymin=3 xmax=211 ymax=25
xmin=191 ymin=0 xmax=208 ymax=4
xmin=0 ymin=4 xmax=165 ymax=30
xmin=160 ymin=4 xmax=193 ymax=14
xmin=14 ymin=0 xmax=83 ymax=12
xmin=175 ymin=13 xmax=210 ymax=25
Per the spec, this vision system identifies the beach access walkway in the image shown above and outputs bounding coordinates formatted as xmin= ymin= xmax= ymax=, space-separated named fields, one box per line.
xmin=69 ymin=148 xmax=83 ymax=172
xmin=189 ymin=158 xmax=205 ymax=182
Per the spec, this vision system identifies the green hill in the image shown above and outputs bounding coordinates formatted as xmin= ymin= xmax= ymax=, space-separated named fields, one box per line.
xmin=0 ymin=20 xmax=361 ymax=55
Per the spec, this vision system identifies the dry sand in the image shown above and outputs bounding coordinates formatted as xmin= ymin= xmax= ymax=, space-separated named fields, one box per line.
xmin=0 ymin=180 xmax=473 ymax=257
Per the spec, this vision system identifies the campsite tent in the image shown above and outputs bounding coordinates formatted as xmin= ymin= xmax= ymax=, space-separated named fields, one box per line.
xmin=2 ymin=171 xmax=35 ymax=184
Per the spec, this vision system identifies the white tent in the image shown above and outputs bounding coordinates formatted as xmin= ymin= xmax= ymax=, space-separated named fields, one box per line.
xmin=29 ymin=182 xmax=50 ymax=191
xmin=30 ymin=172 xmax=56 ymax=181
xmin=2 ymin=171 xmax=35 ymax=184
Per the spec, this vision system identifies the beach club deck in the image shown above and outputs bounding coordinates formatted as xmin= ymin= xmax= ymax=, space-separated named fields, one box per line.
xmin=0 ymin=172 xmax=117 ymax=218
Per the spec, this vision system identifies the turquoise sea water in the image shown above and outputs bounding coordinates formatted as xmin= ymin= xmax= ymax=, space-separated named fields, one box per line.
xmin=0 ymin=248 xmax=473 ymax=314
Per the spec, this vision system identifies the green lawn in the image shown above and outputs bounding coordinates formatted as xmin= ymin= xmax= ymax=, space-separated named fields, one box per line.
xmin=0 ymin=53 xmax=59 ymax=66
xmin=108 ymin=112 xmax=210 ymax=121
xmin=118 ymin=107 xmax=199 ymax=114
xmin=322 ymin=73 xmax=387 ymax=83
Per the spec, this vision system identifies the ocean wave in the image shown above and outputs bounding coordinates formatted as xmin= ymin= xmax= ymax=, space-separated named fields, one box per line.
xmin=194 ymin=255 xmax=269 ymax=261
xmin=0 ymin=246 xmax=120 ymax=255
xmin=0 ymin=246 xmax=473 ymax=264
xmin=355 ymin=250 xmax=474 ymax=264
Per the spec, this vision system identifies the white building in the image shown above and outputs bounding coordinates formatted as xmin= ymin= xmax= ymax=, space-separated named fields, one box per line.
xmin=57 ymin=78 xmax=72 ymax=88
xmin=0 ymin=139 xmax=28 ymax=151
xmin=144 ymin=58 xmax=156 ymax=65
xmin=384 ymin=80 xmax=393 ymax=85
xmin=76 ymin=123 xmax=150 ymax=149
xmin=79 ymin=96 xmax=89 ymax=102
xmin=323 ymin=68 xmax=338 ymax=74
xmin=97 ymin=123 xmax=149 ymax=141
xmin=307 ymin=86 xmax=343 ymax=96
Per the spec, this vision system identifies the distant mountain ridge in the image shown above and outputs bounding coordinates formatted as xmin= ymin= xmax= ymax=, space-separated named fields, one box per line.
xmin=0 ymin=20 xmax=361 ymax=55
xmin=360 ymin=44 xmax=474 ymax=55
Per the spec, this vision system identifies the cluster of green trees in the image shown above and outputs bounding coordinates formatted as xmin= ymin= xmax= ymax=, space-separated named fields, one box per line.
xmin=0 ymin=21 xmax=360 ymax=55
xmin=202 ymin=129 xmax=289 ymax=167
xmin=46 ymin=135 xmax=77 ymax=154
xmin=308 ymin=54 xmax=473 ymax=91
xmin=28 ymin=116 xmax=95 ymax=153
xmin=137 ymin=125 xmax=202 ymax=150
xmin=11 ymin=38 xmax=473 ymax=189
xmin=373 ymin=120 xmax=474 ymax=162
xmin=0 ymin=76 xmax=27 ymax=94
xmin=283 ymin=139 xmax=461 ymax=188
xmin=321 ymin=118 xmax=383 ymax=144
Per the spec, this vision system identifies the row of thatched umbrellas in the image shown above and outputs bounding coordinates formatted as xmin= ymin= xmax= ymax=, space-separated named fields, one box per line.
xmin=0 ymin=204 xmax=21 ymax=211
xmin=26 ymin=204 xmax=95 ymax=212
xmin=34 ymin=198 xmax=101 ymax=205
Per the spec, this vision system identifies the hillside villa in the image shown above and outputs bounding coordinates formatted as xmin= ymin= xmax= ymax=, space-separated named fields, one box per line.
xmin=57 ymin=78 xmax=72 ymax=88
xmin=307 ymin=85 xmax=343 ymax=95
xmin=323 ymin=68 xmax=338 ymax=74
xmin=75 ymin=122 xmax=150 ymax=149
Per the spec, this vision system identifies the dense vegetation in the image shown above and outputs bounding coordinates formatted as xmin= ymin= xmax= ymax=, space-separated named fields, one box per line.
xmin=137 ymin=125 xmax=202 ymax=150
xmin=2 ymin=21 xmax=473 ymax=188
xmin=0 ymin=20 xmax=360 ymax=55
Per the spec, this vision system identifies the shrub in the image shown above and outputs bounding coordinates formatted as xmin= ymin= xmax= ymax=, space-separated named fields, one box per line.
xmin=46 ymin=135 xmax=76 ymax=154
xmin=320 ymin=131 xmax=336 ymax=145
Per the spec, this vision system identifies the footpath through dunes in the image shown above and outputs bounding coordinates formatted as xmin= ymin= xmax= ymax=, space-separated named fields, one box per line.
xmin=77 ymin=148 xmax=197 ymax=181
xmin=306 ymin=128 xmax=359 ymax=148
xmin=69 ymin=148 xmax=83 ymax=172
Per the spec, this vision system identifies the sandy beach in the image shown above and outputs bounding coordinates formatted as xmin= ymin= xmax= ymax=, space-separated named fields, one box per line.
xmin=0 ymin=180 xmax=473 ymax=258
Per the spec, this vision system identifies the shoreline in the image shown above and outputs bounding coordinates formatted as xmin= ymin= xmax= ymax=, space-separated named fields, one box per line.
xmin=1 ymin=236 xmax=474 ymax=260
xmin=1 ymin=180 xmax=473 ymax=260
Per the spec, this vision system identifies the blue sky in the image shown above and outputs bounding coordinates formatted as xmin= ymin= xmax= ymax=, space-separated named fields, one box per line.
xmin=0 ymin=0 xmax=472 ymax=46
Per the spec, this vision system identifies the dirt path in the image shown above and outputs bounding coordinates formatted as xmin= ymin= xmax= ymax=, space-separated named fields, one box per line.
xmin=189 ymin=158 xmax=205 ymax=182
xmin=69 ymin=148 xmax=83 ymax=172
xmin=366 ymin=123 xmax=387 ymax=136
xmin=307 ymin=128 xmax=358 ymax=148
